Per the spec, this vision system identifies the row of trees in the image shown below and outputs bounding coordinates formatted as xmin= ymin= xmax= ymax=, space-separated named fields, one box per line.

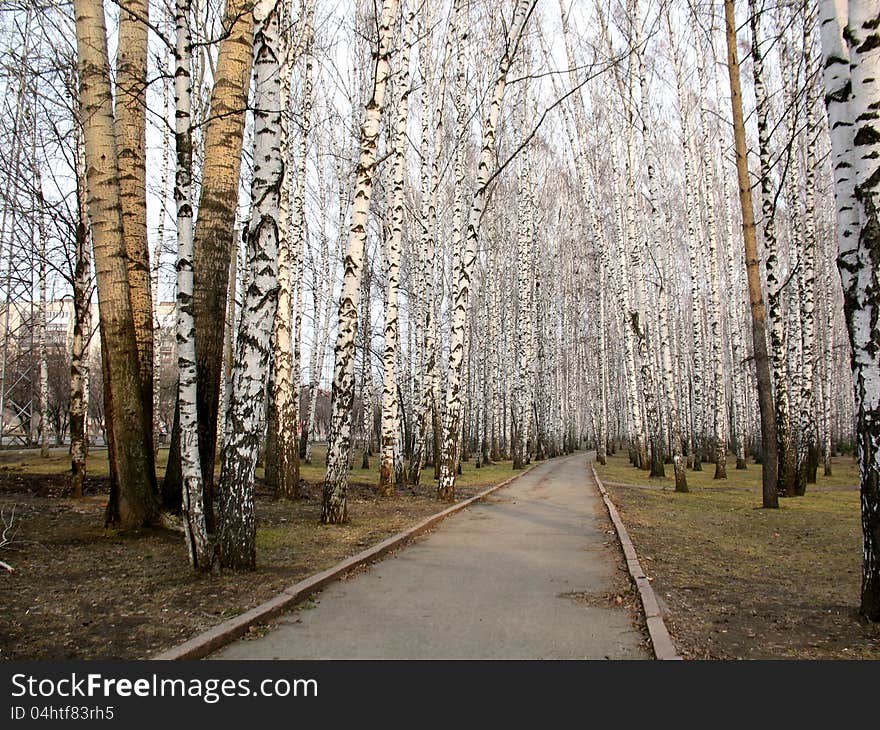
xmin=0 ymin=0 xmax=877 ymax=618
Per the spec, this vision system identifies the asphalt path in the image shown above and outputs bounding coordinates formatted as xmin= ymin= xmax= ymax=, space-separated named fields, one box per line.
xmin=214 ymin=451 xmax=648 ymax=659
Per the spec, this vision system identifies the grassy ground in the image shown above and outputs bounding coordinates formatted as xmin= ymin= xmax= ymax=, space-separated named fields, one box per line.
xmin=0 ymin=445 xmax=528 ymax=659
xmin=596 ymin=452 xmax=880 ymax=659
xmin=0 ymin=444 xmax=514 ymax=493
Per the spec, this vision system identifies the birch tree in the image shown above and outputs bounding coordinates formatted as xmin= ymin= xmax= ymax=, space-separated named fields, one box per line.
xmin=438 ymin=0 xmax=534 ymax=501
xmin=163 ymin=0 xmax=256 ymax=521
xmin=174 ymin=0 xmax=211 ymax=570
xmin=73 ymin=0 xmax=160 ymax=529
xmin=218 ymin=0 xmax=285 ymax=569
xmin=274 ymin=0 xmax=314 ymax=499
xmin=817 ymin=0 xmax=880 ymax=620
xmin=69 ymin=132 xmax=91 ymax=498
xmin=379 ymin=4 xmax=415 ymax=495
xmin=323 ymin=0 xmax=401 ymax=523
xmin=724 ymin=0 xmax=778 ymax=507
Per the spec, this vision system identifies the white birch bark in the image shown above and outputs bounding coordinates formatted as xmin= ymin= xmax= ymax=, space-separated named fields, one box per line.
xmin=438 ymin=0 xmax=532 ymax=500
xmin=323 ymin=0 xmax=401 ymax=523
xmin=379 ymin=5 xmax=415 ymax=495
xmin=407 ymin=10 xmax=433 ymax=482
xmin=692 ymin=21 xmax=728 ymax=478
xmin=218 ymin=0 xmax=285 ymax=568
xmin=174 ymin=0 xmax=211 ymax=570
xmin=749 ymin=0 xmax=793 ymax=494
xmin=70 ymin=132 xmax=91 ymax=497
xmin=797 ymin=4 xmax=820 ymax=491
xmin=513 ymin=127 xmax=534 ymax=470
xmin=668 ymin=14 xmax=704 ymax=470
xmin=274 ymin=0 xmax=314 ymax=499
xmin=818 ymin=0 xmax=880 ymax=619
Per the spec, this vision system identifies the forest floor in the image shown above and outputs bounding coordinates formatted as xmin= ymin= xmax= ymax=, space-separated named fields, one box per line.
xmin=0 ymin=445 xmax=523 ymax=660
xmin=596 ymin=452 xmax=880 ymax=659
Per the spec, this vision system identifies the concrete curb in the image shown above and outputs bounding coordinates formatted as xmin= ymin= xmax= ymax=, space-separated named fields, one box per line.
xmin=153 ymin=464 xmax=538 ymax=660
xmin=590 ymin=463 xmax=681 ymax=661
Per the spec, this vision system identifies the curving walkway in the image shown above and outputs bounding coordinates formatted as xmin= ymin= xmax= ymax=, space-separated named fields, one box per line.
xmin=213 ymin=452 xmax=648 ymax=660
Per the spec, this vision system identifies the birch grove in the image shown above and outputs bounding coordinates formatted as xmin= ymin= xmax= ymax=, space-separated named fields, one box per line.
xmin=0 ymin=0 xmax=874 ymax=623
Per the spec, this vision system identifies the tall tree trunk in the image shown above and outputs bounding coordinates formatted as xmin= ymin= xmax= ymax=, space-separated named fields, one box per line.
xmin=274 ymin=1 xmax=313 ymax=499
xmin=796 ymin=3 xmax=820 ymax=493
xmin=724 ymin=0 xmax=778 ymax=508
xmin=379 ymin=8 xmax=415 ymax=495
xmin=217 ymin=0 xmax=285 ymax=570
xmin=692 ymin=23 xmax=728 ymax=480
xmin=74 ymin=0 xmax=160 ymax=529
xmin=70 ymin=133 xmax=91 ymax=498
xmin=175 ymin=0 xmax=211 ymax=570
xmin=754 ymin=0 xmax=797 ymax=496
xmin=818 ymin=0 xmax=880 ymax=620
xmin=115 ymin=0 xmax=155 ymax=455
xmin=164 ymin=0 xmax=257 ymax=527
xmin=322 ymin=0 xmax=401 ymax=524
xmin=438 ymin=0 xmax=533 ymax=501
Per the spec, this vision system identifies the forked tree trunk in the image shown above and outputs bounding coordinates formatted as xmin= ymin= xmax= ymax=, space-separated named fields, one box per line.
xmin=73 ymin=0 xmax=160 ymax=529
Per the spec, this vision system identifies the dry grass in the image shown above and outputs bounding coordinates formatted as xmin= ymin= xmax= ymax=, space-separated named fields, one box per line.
xmin=0 ymin=445 xmax=528 ymax=659
xmin=597 ymin=451 xmax=861 ymax=490
xmin=596 ymin=453 xmax=880 ymax=659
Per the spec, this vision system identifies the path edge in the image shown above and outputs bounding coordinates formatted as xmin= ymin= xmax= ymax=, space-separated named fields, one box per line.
xmin=153 ymin=464 xmax=539 ymax=660
xmin=590 ymin=462 xmax=681 ymax=661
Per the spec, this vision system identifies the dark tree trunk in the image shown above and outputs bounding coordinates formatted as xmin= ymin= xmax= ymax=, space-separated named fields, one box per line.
xmin=725 ymin=0 xmax=778 ymax=508
xmin=161 ymin=393 xmax=183 ymax=513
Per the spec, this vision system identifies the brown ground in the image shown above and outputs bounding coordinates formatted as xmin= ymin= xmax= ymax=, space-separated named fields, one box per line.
xmin=597 ymin=453 xmax=880 ymax=659
xmin=0 ymin=447 xmax=519 ymax=660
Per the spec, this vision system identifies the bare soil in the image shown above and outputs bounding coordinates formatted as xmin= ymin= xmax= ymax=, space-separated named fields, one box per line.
xmin=0 ymin=453 xmax=507 ymax=660
xmin=597 ymin=453 xmax=880 ymax=659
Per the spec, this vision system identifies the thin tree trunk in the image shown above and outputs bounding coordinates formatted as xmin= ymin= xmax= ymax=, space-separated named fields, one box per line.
xmin=322 ymin=0 xmax=401 ymax=523
xmin=70 ymin=133 xmax=91 ymax=498
xmin=724 ymin=0 xmax=778 ymax=508
xmin=175 ymin=0 xmax=211 ymax=570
